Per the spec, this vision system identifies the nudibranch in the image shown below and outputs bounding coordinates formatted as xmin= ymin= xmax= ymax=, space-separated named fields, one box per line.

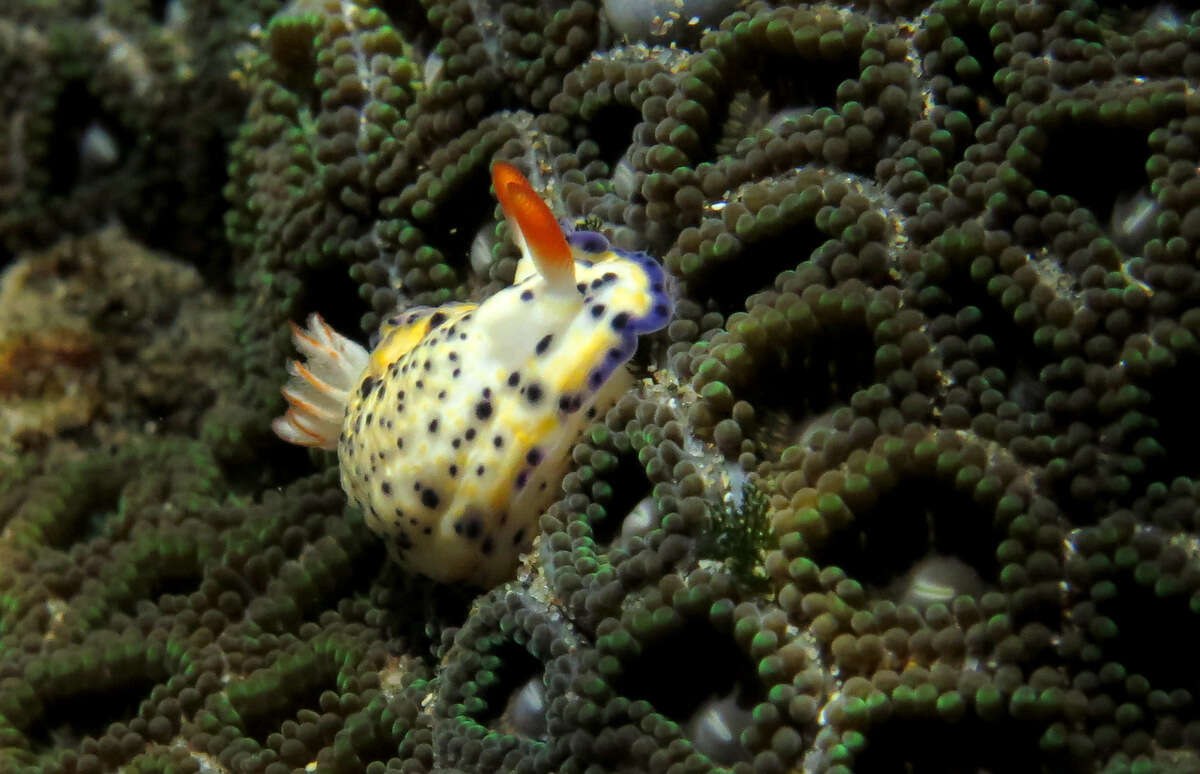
xmin=272 ymin=162 xmax=673 ymax=586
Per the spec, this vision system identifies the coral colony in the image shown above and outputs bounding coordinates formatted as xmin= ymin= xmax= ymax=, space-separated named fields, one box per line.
xmin=2 ymin=1 xmax=1200 ymax=773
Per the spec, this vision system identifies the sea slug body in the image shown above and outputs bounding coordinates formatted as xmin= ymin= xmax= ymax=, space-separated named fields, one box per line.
xmin=272 ymin=162 xmax=673 ymax=586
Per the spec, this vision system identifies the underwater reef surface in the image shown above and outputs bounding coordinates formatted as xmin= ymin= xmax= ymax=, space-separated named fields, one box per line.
xmin=4 ymin=0 xmax=1200 ymax=772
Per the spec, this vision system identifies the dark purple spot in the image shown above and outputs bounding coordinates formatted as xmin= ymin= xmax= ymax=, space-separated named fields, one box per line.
xmin=493 ymin=435 xmax=504 ymax=448
xmin=611 ymin=312 xmax=629 ymax=330
xmin=526 ymin=448 xmax=542 ymax=465
xmin=420 ymin=489 xmax=440 ymax=509
xmin=429 ymin=311 xmax=447 ymax=327
xmin=513 ymin=528 xmax=526 ymax=546
xmin=449 ymin=464 xmax=458 ymax=477
xmin=535 ymin=334 xmax=553 ymax=355
xmin=567 ymin=231 xmax=609 ymax=253
xmin=381 ymin=482 xmax=392 ymax=495
xmin=507 ymin=372 xmax=520 ymax=387
xmin=475 ymin=400 xmax=493 ymax=420
xmin=428 ymin=419 xmax=439 ymax=433
xmin=516 ymin=471 xmax=529 ymax=489
xmin=590 ymin=304 xmax=605 ymax=318
xmin=465 ymin=428 xmax=476 ymax=440
xmin=526 ymin=384 xmax=543 ymax=404
xmin=359 ymin=376 xmax=378 ymax=398
xmin=521 ymin=289 xmax=534 ymax=301
xmin=396 ymin=437 xmax=404 ymax=449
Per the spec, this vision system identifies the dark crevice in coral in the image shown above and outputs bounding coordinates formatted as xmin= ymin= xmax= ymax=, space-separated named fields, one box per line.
xmin=748 ymin=316 xmax=877 ymax=420
xmin=588 ymin=453 xmax=650 ymax=548
xmin=1098 ymin=569 xmax=1200 ymax=691
xmin=374 ymin=567 xmax=475 ymax=661
xmin=76 ymin=509 xmax=118 ymax=544
xmin=126 ymin=565 xmax=205 ymax=617
xmin=925 ymin=274 xmax=1055 ymax=396
xmin=476 ymin=641 xmax=545 ymax=734
xmin=1133 ymin=349 xmax=1200 ymax=487
xmin=240 ymin=666 xmax=339 ymax=744
xmin=691 ymin=224 xmax=822 ymax=317
xmin=577 ymin=104 xmax=642 ymax=169
xmin=760 ymin=56 xmax=859 ymax=116
xmin=956 ymin=24 xmax=999 ymax=79
xmin=47 ymin=482 xmax=125 ymax=549
xmin=941 ymin=25 xmax=1004 ymax=124
xmin=27 ymin=675 xmax=159 ymax=754
xmin=427 ymin=163 xmax=494 ymax=270
xmin=170 ymin=132 xmax=238 ymax=287
xmin=707 ymin=54 xmax=859 ymax=159
xmin=317 ymin=540 xmax=389 ymax=616
xmin=816 ymin=477 xmax=1000 ymax=589
xmin=48 ymin=78 xmax=137 ymax=196
xmin=298 ymin=260 xmax=369 ymax=340
xmin=147 ymin=0 xmax=170 ymax=23
xmin=46 ymin=81 xmax=121 ymax=197
xmin=612 ymin=618 xmax=763 ymax=730
xmin=1032 ymin=124 xmax=1148 ymax=224
xmin=374 ymin=1 xmax=442 ymax=61
xmin=224 ymin=442 xmax=324 ymax=497
xmin=853 ymin=713 xmax=1077 ymax=774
